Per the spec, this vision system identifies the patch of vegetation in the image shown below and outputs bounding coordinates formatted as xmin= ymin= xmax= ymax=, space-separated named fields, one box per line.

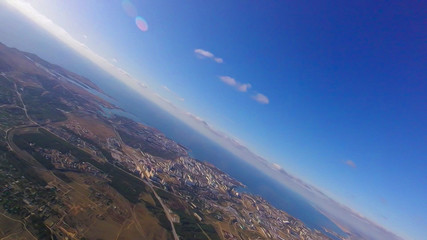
xmin=13 ymin=128 xmax=148 ymax=203
xmin=156 ymin=189 xmax=172 ymax=201
xmin=53 ymin=171 xmax=72 ymax=183
xmin=22 ymin=86 xmax=69 ymax=122
xmin=0 ymin=130 xmax=5 ymax=141
xmin=14 ymin=128 xmax=92 ymax=161
xmin=200 ymin=224 xmax=221 ymax=240
xmin=174 ymin=210 xmax=211 ymax=240
xmin=109 ymin=175 xmax=143 ymax=203
xmin=0 ymin=147 xmax=47 ymax=186
xmin=0 ymin=75 xmax=15 ymax=104
xmin=28 ymin=215 xmax=52 ymax=240
xmin=143 ymin=194 xmax=172 ymax=231
xmin=0 ymin=107 xmax=28 ymax=128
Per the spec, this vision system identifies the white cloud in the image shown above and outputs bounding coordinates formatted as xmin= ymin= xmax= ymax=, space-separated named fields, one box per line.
xmin=214 ymin=57 xmax=223 ymax=63
xmin=219 ymin=76 xmax=236 ymax=86
xmin=111 ymin=58 xmax=118 ymax=63
xmin=194 ymin=49 xmax=214 ymax=58
xmin=345 ymin=160 xmax=357 ymax=168
xmin=237 ymin=83 xmax=251 ymax=92
xmin=194 ymin=48 xmax=223 ymax=63
xmin=219 ymin=76 xmax=251 ymax=92
xmin=82 ymin=34 xmax=88 ymax=39
xmin=272 ymin=163 xmax=282 ymax=171
xmin=252 ymin=93 xmax=269 ymax=104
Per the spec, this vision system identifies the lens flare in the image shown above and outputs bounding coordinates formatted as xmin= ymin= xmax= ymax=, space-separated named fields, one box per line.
xmin=135 ymin=16 xmax=148 ymax=32
xmin=121 ymin=0 xmax=137 ymax=18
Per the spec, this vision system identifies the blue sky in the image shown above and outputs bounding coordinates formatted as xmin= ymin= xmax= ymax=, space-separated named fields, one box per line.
xmin=1 ymin=1 xmax=426 ymax=239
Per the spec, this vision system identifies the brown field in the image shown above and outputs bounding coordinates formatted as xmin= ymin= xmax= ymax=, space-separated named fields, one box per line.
xmin=83 ymin=216 xmax=123 ymax=240
xmin=56 ymin=172 xmax=171 ymax=240
xmin=62 ymin=112 xmax=117 ymax=140
xmin=0 ymin=213 xmax=36 ymax=240
xmin=140 ymin=192 xmax=156 ymax=206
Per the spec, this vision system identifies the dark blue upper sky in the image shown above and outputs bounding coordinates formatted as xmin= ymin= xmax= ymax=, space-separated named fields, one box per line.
xmin=1 ymin=1 xmax=425 ymax=239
